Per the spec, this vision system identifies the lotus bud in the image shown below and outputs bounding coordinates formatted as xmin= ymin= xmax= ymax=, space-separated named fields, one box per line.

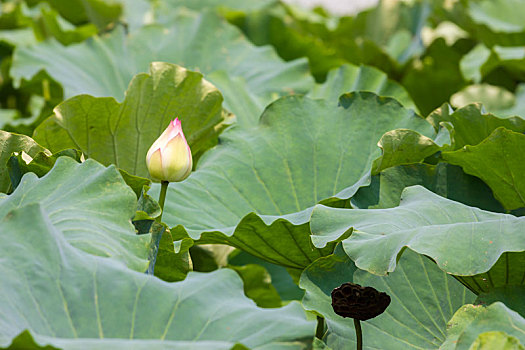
xmin=146 ymin=118 xmax=192 ymax=182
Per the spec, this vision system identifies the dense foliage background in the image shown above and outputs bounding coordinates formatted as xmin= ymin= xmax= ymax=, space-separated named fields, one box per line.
xmin=1 ymin=0 xmax=525 ymax=349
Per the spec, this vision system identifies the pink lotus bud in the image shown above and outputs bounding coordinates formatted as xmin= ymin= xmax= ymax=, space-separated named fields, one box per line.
xmin=146 ymin=118 xmax=193 ymax=182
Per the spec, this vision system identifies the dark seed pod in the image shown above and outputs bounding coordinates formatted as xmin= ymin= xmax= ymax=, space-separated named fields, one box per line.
xmin=331 ymin=282 xmax=391 ymax=321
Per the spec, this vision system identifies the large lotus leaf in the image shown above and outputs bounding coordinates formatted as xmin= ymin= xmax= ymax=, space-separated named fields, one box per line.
xmin=0 ymin=130 xmax=45 ymax=193
xmin=11 ymin=10 xmax=313 ymax=126
xmin=33 ymin=62 xmax=227 ymax=178
xmin=300 ymin=246 xmax=475 ymax=349
xmin=441 ymin=303 xmax=525 ymax=349
xmin=0 ymin=203 xmax=315 ymax=349
xmin=352 ymin=163 xmax=505 ymax=213
xmin=0 ymin=156 xmax=149 ymax=271
xmin=427 ymin=103 xmax=525 ymax=150
xmin=310 ymin=185 xmax=525 ymax=286
xmin=307 ymin=64 xmax=417 ymax=111
xmin=153 ymin=92 xmax=434 ymax=268
xmin=442 ymin=127 xmax=525 ymax=210
xmin=3 ymin=328 xmax=246 ymax=350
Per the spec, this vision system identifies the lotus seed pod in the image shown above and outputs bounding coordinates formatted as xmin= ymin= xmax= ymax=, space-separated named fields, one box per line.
xmin=331 ymin=282 xmax=391 ymax=321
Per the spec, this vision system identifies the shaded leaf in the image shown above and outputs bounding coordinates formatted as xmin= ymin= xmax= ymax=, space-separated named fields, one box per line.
xmin=151 ymin=223 xmax=193 ymax=282
xmin=228 ymin=250 xmax=304 ymax=302
xmin=0 ymin=130 xmax=45 ymax=193
xmin=442 ymin=127 xmax=525 ymax=210
xmin=228 ymin=264 xmax=282 ymax=308
xmin=402 ymin=38 xmax=468 ymax=115
xmin=476 ymin=285 xmax=525 ymax=317
xmin=351 ymin=163 xmax=505 ymax=213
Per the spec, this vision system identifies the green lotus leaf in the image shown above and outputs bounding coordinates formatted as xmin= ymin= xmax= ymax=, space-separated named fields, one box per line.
xmin=31 ymin=0 xmax=121 ymax=30
xmin=11 ymin=9 xmax=313 ymax=126
xmin=228 ymin=250 xmax=305 ymax=302
xmin=33 ymin=62 xmax=228 ymax=178
xmin=491 ymin=84 xmax=525 ymax=118
xmin=371 ymin=125 xmax=452 ymax=174
xmin=469 ymin=332 xmax=524 ymax=350
xmin=476 ymin=285 xmax=525 ymax=317
xmin=460 ymin=44 xmax=525 ymax=83
xmin=442 ymin=127 xmax=525 ymax=210
xmin=300 ymin=246 xmax=475 ymax=349
xmin=456 ymin=0 xmax=525 ymax=47
xmin=427 ymin=103 xmax=525 ymax=150
xmin=401 ymin=38 xmax=468 ymax=115
xmin=468 ymin=0 xmax=525 ymax=34
xmin=0 ymin=203 xmax=314 ymax=349
xmin=310 ymin=185 xmax=525 ymax=286
xmin=448 ymin=0 xmax=525 ymax=48
xmin=441 ymin=303 xmax=525 ymax=349
xmin=352 ymin=162 xmax=505 ymax=213
xmin=31 ymin=3 xmax=98 ymax=45
xmin=459 ymin=44 xmax=492 ymax=83
xmin=0 ymin=130 xmax=45 ymax=193
xmin=450 ymin=84 xmax=515 ymax=113
xmin=228 ymin=264 xmax=282 ymax=308
xmin=152 ymin=0 xmax=276 ymax=17
xmin=152 ymin=92 xmax=434 ymax=268
xmin=0 ymin=1 xmax=96 ymax=46
xmin=204 ymin=71 xmax=265 ymax=128
xmin=0 ymin=156 xmax=149 ymax=271
xmin=231 ymin=0 xmax=429 ymax=79
xmin=148 ymin=222 xmax=193 ymax=282
xmin=307 ymin=64 xmax=417 ymax=111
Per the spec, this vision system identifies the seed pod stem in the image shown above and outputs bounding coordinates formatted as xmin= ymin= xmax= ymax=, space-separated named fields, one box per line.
xmin=354 ymin=318 xmax=362 ymax=350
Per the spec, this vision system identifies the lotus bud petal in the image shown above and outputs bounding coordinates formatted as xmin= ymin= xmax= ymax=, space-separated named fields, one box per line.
xmin=146 ymin=118 xmax=193 ymax=182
